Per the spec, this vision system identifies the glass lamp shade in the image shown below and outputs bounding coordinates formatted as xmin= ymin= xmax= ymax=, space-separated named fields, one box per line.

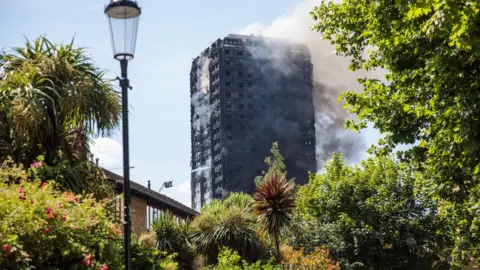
xmin=105 ymin=0 xmax=141 ymax=61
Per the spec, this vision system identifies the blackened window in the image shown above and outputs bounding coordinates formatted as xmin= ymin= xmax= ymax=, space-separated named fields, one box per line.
xmin=226 ymin=114 xmax=232 ymax=120
xmin=226 ymin=125 xmax=232 ymax=131
xmin=238 ymin=71 xmax=243 ymax=77
xmin=237 ymin=51 xmax=243 ymax=56
xmin=225 ymin=70 xmax=231 ymax=76
xmin=239 ymin=93 xmax=244 ymax=98
xmin=225 ymin=60 xmax=230 ymax=65
xmin=225 ymin=81 xmax=231 ymax=87
xmin=240 ymin=125 xmax=246 ymax=131
xmin=238 ymin=82 xmax=244 ymax=88
xmin=239 ymin=104 xmax=244 ymax=109
xmin=248 ymin=104 xmax=253 ymax=109
xmin=226 ymin=103 xmax=232 ymax=109
xmin=261 ymin=105 xmax=266 ymax=110
xmin=249 ymin=115 xmax=254 ymax=120
xmin=247 ymin=73 xmax=252 ymax=78
xmin=247 ymin=82 xmax=253 ymax=88
xmin=226 ymin=92 xmax=231 ymax=98
xmin=225 ymin=49 xmax=230 ymax=55
xmin=239 ymin=115 xmax=245 ymax=120
xmin=247 ymin=94 xmax=253 ymax=99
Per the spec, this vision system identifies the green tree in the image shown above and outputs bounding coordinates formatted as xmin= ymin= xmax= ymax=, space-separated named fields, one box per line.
xmin=311 ymin=0 xmax=480 ymax=266
xmin=253 ymin=143 xmax=296 ymax=261
xmin=296 ymin=154 xmax=449 ymax=269
xmin=192 ymin=193 xmax=267 ymax=265
xmin=0 ymin=36 xmax=120 ymax=185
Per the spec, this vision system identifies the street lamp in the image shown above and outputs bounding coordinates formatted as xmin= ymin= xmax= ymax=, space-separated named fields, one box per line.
xmin=105 ymin=1 xmax=141 ymax=269
xmin=158 ymin=181 xmax=173 ymax=193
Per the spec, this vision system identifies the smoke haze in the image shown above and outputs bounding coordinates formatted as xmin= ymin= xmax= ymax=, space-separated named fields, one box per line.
xmin=237 ymin=0 xmax=382 ymax=169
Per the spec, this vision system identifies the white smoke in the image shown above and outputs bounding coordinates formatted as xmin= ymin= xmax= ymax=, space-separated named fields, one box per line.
xmin=238 ymin=0 xmax=383 ymax=169
xmin=191 ymin=55 xmax=211 ymax=131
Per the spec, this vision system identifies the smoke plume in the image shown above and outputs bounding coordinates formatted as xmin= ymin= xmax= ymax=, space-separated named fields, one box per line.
xmin=238 ymin=0 xmax=381 ymax=169
xmin=191 ymin=55 xmax=211 ymax=131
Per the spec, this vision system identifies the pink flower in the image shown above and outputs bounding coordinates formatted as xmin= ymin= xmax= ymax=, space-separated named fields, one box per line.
xmin=44 ymin=228 xmax=50 ymax=234
xmin=62 ymin=215 xmax=67 ymax=222
xmin=87 ymin=253 xmax=93 ymax=260
xmin=46 ymin=208 xmax=51 ymax=215
xmin=40 ymin=182 xmax=47 ymax=189
xmin=101 ymin=264 xmax=109 ymax=270
xmin=30 ymin=161 xmax=42 ymax=168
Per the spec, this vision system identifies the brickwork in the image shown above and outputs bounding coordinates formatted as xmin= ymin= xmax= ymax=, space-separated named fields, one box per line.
xmin=131 ymin=195 xmax=148 ymax=235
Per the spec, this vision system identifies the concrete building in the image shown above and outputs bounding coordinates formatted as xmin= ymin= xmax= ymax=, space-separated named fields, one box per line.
xmin=190 ymin=34 xmax=316 ymax=210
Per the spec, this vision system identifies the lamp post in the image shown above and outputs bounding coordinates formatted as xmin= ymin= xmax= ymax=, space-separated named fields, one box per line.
xmin=104 ymin=1 xmax=141 ymax=269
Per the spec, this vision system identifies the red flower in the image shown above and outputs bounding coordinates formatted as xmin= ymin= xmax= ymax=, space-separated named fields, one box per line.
xmin=44 ymin=228 xmax=50 ymax=234
xmin=101 ymin=264 xmax=109 ymax=270
xmin=3 ymin=244 xmax=11 ymax=255
xmin=64 ymin=191 xmax=69 ymax=196
xmin=81 ymin=259 xmax=87 ymax=265
xmin=62 ymin=215 xmax=67 ymax=222
xmin=18 ymin=187 xmax=24 ymax=194
xmin=87 ymin=253 xmax=93 ymax=260
xmin=40 ymin=182 xmax=47 ymax=189
xmin=46 ymin=208 xmax=51 ymax=215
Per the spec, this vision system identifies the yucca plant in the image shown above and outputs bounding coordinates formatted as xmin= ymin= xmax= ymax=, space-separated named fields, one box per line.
xmin=191 ymin=193 xmax=267 ymax=265
xmin=253 ymin=170 xmax=296 ymax=261
xmin=151 ymin=211 xmax=195 ymax=269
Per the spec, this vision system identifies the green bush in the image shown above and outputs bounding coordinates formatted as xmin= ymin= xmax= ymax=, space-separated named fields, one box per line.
xmin=0 ymin=179 xmax=123 ymax=269
xmin=132 ymin=232 xmax=178 ymax=270
xmin=203 ymin=247 xmax=280 ymax=270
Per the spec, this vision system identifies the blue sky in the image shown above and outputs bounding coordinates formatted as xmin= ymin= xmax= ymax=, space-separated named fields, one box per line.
xmin=1 ymin=0 xmax=381 ymax=207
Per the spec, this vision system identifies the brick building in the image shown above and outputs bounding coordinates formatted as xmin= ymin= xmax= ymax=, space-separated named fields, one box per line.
xmin=104 ymin=169 xmax=198 ymax=235
xmin=190 ymin=34 xmax=316 ymax=210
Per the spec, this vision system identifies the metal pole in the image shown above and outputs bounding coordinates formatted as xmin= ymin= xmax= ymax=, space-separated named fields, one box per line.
xmin=120 ymin=59 xmax=132 ymax=270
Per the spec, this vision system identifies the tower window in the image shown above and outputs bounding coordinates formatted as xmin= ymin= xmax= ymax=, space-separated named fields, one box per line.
xmin=248 ymin=104 xmax=253 ymax=109
xmin=247 ymin=82 xmax=253 ymax=88
xmin=238 ymin=71 xmax=243 ymax=77
xmin=239 ymin=104 xmax=244 ymax=109
xmin=225 ymin=49 xmax=230 ymax=55
xmin=237 ymin=51 xmax=243 ymax=56
xmin=225 ymin=70 xmax=231 ymax=76
xmin=239 ymin=93 xmax=244 ymax=98
xmin=239 ymin=115 xmax=245 ymax=120
xmin=226 ymin=92 xmax=231 ymax=98
xmin=238 ymin=82 xmax=244 ymax=88
xmin=225 ymin=81 xmax=231 ymax=87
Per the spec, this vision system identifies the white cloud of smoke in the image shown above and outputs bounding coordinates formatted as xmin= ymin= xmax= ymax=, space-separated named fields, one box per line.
xmin=238 ymin=0 xmax=383 ymax=169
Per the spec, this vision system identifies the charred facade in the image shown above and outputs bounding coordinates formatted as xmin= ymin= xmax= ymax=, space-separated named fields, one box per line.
xmin=190 ymin=34 xmax=316 ymax=210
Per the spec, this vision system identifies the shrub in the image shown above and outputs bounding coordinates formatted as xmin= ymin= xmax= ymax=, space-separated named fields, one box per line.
xmin=282 ymin=246 xmax=340 ymax=270
xmin=203 ymin=247 xmax=280 ymax=270
xmin=0 ymin=180 xmax=122 ymax=269
xmin=132 ymin=232 xmax=178 ymax=270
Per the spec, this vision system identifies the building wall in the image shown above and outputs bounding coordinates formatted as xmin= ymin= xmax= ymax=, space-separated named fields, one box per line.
xmin=191 ymin=34 xmax=316 ymax=210
xmin=131 ymin=195 xmax=148 ymax=235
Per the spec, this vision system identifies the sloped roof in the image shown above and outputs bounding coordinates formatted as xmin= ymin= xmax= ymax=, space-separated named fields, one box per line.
xmin=103 ymin=169 xmax=198 ymax=217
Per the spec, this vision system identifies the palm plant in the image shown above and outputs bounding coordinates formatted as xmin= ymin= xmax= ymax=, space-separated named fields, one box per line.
xmin=253 ymin=170 xmax=296 ymax=261
xmin=0 ymin=36 xmax=120 ymax=164
xmin=151 ymin=211 xmax=195 ymax=269
xmin=191 ymin=193 xmax=267 ymax=265
xmin=0 ymin=36 xmax=120 ymax=191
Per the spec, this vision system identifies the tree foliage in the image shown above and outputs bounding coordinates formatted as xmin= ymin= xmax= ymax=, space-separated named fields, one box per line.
xmin=311 ymin=0 xmax=480 ymax=266
xmin=0 ymin=36 xmax=120 ymax=170
xmin=296 ymin=154 xmax=448 ymax=269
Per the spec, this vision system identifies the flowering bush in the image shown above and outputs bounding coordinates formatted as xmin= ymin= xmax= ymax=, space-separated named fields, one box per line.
xmin=282 ymin=246 xmax=340 ymax=270
xmin=0 ymin=180 xmax=123 ymax=269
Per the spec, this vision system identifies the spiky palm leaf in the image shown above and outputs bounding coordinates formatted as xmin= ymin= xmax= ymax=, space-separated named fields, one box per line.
xmin=0 ymin=36 xmax=120 ymax=191
xmin=253 ymin=170 xmax=296 ymax=260
xmin=152 ymin=211 xmax=195 ymax=269
xmin=192 ymin=193 xmax=267 ymax=264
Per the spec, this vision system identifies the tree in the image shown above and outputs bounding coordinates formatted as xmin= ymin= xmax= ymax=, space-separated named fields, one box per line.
xmin=0 ymin=36 xmax=120 ymax=168
xmin=191 ymin=193 xmax=268 ymax=265
xmin=296 ymin=154 xmax=449 ymax=269
xmin=254 ymin=171 xmax=296 ymax=261
xmin=311 ymin=0 xmax=480 ymax=266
